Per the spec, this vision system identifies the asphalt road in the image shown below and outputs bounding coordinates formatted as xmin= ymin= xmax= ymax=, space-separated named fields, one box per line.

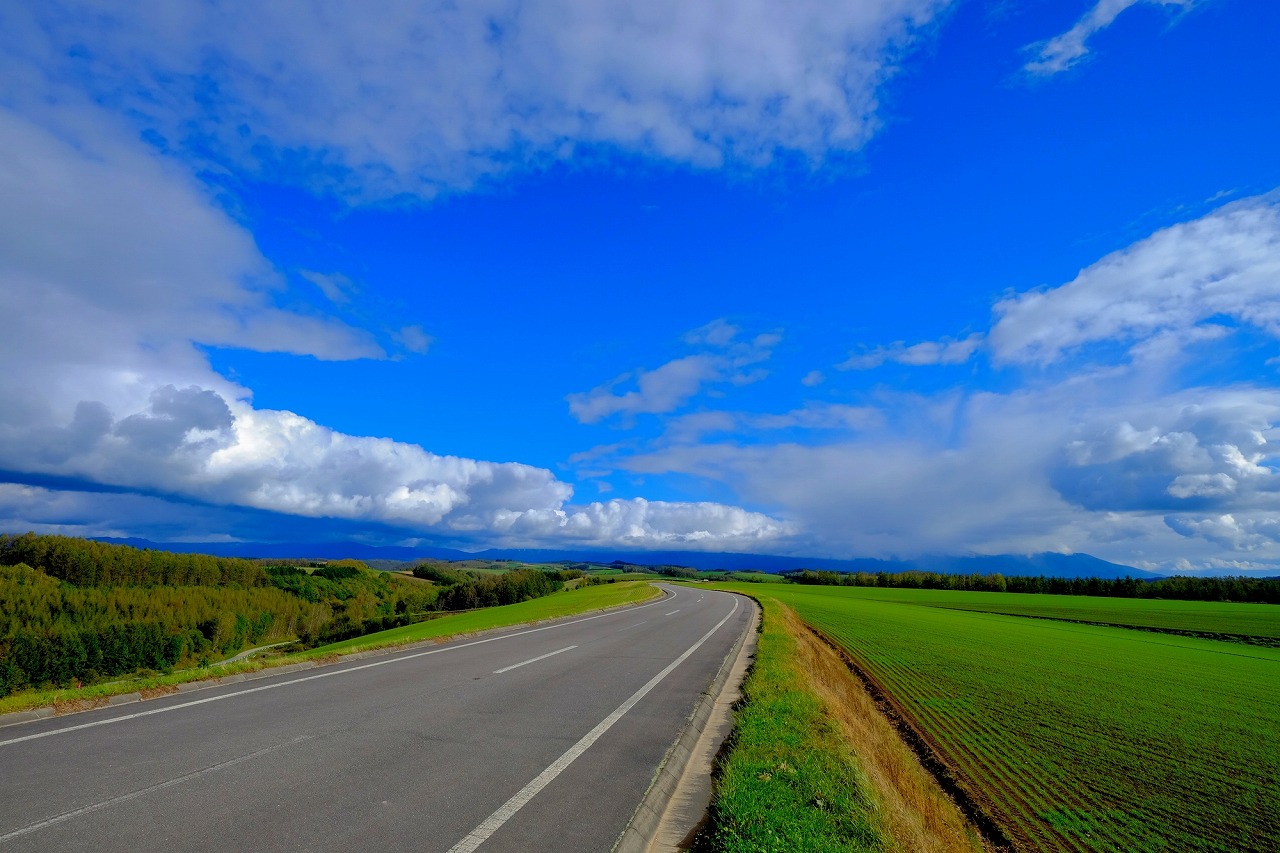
xmin=0 ymin=585 xmax=751 ymax=852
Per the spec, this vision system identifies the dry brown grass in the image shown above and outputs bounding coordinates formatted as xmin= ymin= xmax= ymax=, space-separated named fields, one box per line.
xmin=778 ymin=604 xmax=989 ymax=853
xmin=139 ymin=685 xmax=178 ymax=700
xmin=51 ymin=696 xmax=109 ymax=715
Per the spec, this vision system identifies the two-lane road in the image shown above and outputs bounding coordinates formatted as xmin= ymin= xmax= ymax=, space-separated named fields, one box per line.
xmin=0 ymin=585 xmax=751 ymax=852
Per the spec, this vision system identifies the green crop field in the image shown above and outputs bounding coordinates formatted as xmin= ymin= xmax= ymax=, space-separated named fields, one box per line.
xmin=313 ymin=580 xmax=660 ymax=653
xmin=711 ymin=583 xmax=1280 ymax=853
xmin=809 ymin=586 xmax=1280 ymax=641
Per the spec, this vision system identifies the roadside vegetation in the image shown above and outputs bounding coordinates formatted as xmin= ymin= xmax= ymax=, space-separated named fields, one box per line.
xmin=704 ymin=582 xmax=1280 ymax=853
xmin=695 ymin=596 xmax=980 ymax=853
xmin=0 ymin=534 xmax=637 ymax=701
xmin=313 ymin=580 xmax=658 ymax=654
xmin=0 ymin=578 xmax=659 ymax=715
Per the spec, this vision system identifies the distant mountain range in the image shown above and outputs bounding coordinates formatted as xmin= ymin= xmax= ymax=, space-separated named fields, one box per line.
xmin=94 ymin=538 xmax=1161 ymax=579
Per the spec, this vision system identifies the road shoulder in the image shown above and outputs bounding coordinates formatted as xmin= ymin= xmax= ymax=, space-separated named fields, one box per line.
xmin=614 ymin=591 xmax=761 ymax=853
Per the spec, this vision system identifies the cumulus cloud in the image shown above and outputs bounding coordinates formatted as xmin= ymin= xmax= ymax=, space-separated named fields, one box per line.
xmin=3 ymin=0 xmax=953 ymax=199
xmin=839 ymin=333 xmax=983 ymax=370
xmin=990 ymin=193 xmax=1280 ymax=365
xmin=1051 ymin=390 xmax=1280 ymax=513
xmin=0 ymin=100 xmax=789 ymax=551
xmin=483 ymin=498 xmax=795 ymax=549
xmin=1165 ymin=513 xmax=1280 ymax=552
xmin=1023 ymin=0 xmax=1194 ymax=76
xmin=567 ymin=320 xmax=778 ymax=424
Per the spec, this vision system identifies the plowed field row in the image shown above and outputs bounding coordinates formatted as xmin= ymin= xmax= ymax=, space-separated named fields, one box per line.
xmin=713 ymin=584 xmax=1280 ymax=853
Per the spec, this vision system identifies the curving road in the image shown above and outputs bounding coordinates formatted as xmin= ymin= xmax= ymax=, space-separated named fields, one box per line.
xmin=0 ymin=585 xmax=750 ymax=852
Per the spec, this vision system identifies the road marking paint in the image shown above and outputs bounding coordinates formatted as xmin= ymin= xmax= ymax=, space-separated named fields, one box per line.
xmin=0 ymin=589 xmax=679 ymax=749
xmin=0 ymin=735 xmax=312 ymax=842
xmin=493 ymin=646 xmax=577 ymax=674
xmin=617 ymin=620 xmax=649 ymax=632
xmin=447 ymin=597 xmax=740 ymax=853
xmin=664 ymin=610 xmax=680 ymax=616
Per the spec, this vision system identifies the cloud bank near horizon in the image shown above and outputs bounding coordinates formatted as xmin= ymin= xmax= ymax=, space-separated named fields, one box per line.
xmin=576 ymin=194 xmax=1280 ymax=570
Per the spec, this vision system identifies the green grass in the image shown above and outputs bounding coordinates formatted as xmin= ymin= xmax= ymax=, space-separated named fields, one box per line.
xmin=696 ymin=596 xmax=884 ymax=852
xmin=819 ymin=586 xmax=1280 ymax=640
xmin=710 ymin=583 xmax=1280 ymax=853
xmin=721 ymin=571 xmax=789 ymax=583
xmin=312 ymin=581 xmax=660 ymax=653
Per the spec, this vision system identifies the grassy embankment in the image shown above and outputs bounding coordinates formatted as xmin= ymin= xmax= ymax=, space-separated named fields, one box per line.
xmin=313 ymin=579 xmax=658 ymax=653
xmin=0 ymin=581 xmax=659 ymax=716
xmin=704 ymin=582 xmax=1280 ymax=853
xmin=695 ymin=592 xmax=981 ymax=853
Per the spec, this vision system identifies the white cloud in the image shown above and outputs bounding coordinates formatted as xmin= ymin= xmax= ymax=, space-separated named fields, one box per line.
xmin=0 ymin=103 xmax=383 ymax=429
xmin=483 ymin=498 xmax=796 ymax=549
xmin=618 ymin=382 xmax=1280 ymax=567
xmin=989 ymin=193 xmax=1280 ymax=365
xmin=299 ymin=270 xmax=355 ymax=305
xmin=395 ymin=325 xmax=433 ymax=355
xmin=1023 ymin=0 xmax=1194 ymax=76
xmin=665 ymin=403 xmax=884 ymax=441
xmin=839 ymin=333 xmax=983 ymax=370
xmin=1165 ymin=513 xmax=1280 ymax=552
xmin=567 ymin=320 xmax=779 ymax=424
xmin=683 ymin=319 xmax=742 ymax=348
xmin=3 ymin=0 xmax=953 ymax=200
xmin=568 ymin=356 xmax=724 ymax=424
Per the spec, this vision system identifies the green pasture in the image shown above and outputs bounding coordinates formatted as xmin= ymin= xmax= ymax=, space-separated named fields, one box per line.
xmin=710 ymin=583 xmax=1280 ymax=853
xmin=313 ymin=580 xmax=660 ymax=653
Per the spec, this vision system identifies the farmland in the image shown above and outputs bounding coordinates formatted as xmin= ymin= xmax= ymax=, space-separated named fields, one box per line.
xmin=708 ymin=583 xmax=1280 ymax=853
xmin=816 ymin=586 xmax=1280 ymax=642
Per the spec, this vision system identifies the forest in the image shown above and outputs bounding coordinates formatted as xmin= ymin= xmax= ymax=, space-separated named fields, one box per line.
xmin=0 ymin=534 xmax=552 ymax=697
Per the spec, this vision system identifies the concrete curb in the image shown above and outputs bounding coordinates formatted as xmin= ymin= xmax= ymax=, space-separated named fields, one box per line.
xmin=614 ymin=593 xmax=761 ymax=853
xmin=0 ymin=587 xmax=668 ymax=731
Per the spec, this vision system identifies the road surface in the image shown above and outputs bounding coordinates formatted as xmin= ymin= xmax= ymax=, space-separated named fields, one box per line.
xmin=0 ymin=585 xmax=750 ymax=852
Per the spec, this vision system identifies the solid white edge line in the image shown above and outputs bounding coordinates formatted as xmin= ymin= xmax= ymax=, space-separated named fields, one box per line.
xmin=446 ymin=595 xmax=740 ymax=853
xmin=493 ymin=645 xmax=577 ymax=675
xmin=0 ymin=735 xmax=312 ymax=842
xmin=0 ymin=588 xmax=679 ymax=749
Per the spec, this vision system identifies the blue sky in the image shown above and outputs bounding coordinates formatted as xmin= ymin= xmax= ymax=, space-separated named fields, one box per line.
xmin=2 ymin=0 xmax=1279 ymax=572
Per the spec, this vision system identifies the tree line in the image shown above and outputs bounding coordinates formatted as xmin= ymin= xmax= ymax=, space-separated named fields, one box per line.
xmin=784 ymin=569 xmax=1280 ymax=603
xmin=0 ymin=532 xmax=266 ymax=587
